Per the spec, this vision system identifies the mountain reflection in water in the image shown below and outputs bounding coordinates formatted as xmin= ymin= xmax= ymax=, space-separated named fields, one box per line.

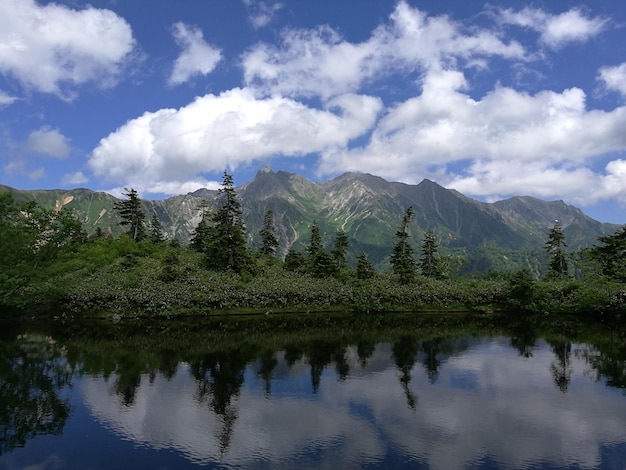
xmin=1 ymin=314 xmax=625 ymax=469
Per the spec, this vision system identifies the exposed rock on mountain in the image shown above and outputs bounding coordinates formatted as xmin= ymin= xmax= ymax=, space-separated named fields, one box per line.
xmin=1 ymin=169 xmax=620 ymax=272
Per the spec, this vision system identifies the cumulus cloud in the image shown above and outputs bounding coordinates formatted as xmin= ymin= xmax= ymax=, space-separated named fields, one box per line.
xmin=64 ymin=0 xmax=620 ymax=212
xmin=317 ymin=68 xmax=626 ymax=204
xmin=597 ymin=159 xmax=626 ymax=202
xmin=497 ymin=7 xmax=608 ymax=49
xmin=0 ymin=0 xmax=136 ymax=97
xmin=169 ymin=22 xmax=222 ymax=86
xmin=88 ymin=88 xmax=382 ymax=194
xmin=242 ymin=1 xmax=525 ymax=99
xmin=62 ymin=171 xmax=88 ymax=186
xmin=26 ymin=126 xmax=71 ymax=158
xmin=598 ymin=63 xmax=626 ymax=98
xmin=242 ymin=0 xmax=283 ymax=29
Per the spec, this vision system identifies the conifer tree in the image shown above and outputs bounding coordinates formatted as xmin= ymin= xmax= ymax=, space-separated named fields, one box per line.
xmin=419 ymin=229 xmax=441 ymax=278
xmin=590 ymin=225 xmax=626 ymax=281
xmin=331 ymin=230 xmax=350 ymax=269
xmin=205 ymin=171 xmax=250 ymax=272
xmin=305 ymin=221 xmax=337 ymax=277
xmin=305 ymin=220 xmax=324 ymax=260
xmin=189 ymin=202 xmax=212 ymax=253
xmin=259 ymin=210 xmax=279 ymax=255
xmin=544 ymin=221 xmax=568 ymax=278
xmin=284 ymin=247 xmax=306 ymax=271
xmin=114 ymin=188 xmax=146 ymax=242
xmin=356 ymin=251 xmax=375 ymax=279
xmin=149 ymin=213 xmax=166 ymax=245
xmin=390 ymin=206 xmax=416 ymax=284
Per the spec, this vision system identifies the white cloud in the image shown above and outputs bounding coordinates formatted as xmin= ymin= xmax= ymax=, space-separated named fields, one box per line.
xmin=597 ymin=159 xmax=626 ymax=202
xmin=26 ymin=126 xmax=71 ymax=158
xmin=169 ymin=22 xmax=222 ymax=86
xmin=317 ymin=68 xmax=626 ymax=204
xmin=80 ymin=341 xmax=626 ymax=469
xmin=0 ymin=90 xmax=17 ymax=106
xmin=497 ymin=7 xmax=608 ymax=49
xmin=0 ymin=0 xmax=135 ymax=97
xmin=444 ymin=160 xmax=599 ymax=203
xmin=242 ymin=0 xmax=283 ymax=29
xmin=62 ymin=171 xmax=88 ymax=186
xmin=89 ymin=88 xmax=382 ymax=195
xmin=242 ymin=1 xmax=525 ymax=100
xmin=4 ymin=160 xmax=45 ymax=180
xmin=599 ymin=63 xmax=626 ymax=98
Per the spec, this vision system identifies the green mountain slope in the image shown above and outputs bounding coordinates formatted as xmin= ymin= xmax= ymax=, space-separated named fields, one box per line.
xmin=1 ymin=170 xmax=620 ymax=273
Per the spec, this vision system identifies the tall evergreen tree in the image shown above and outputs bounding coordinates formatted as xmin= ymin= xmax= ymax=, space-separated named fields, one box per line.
xmin=544 ymin=221 xmax=568 ymax=278
xmin=590 ymin=225 xmax=626 ymax=281
xmin=305 ymin=221 xmax=337 ymax=277
xmin=284 ymin=247 xmax=306 ymax=272
xmin=356 ymin=251 xmax=375 ymax=279
xmin=189 ymin=201 xmax=212 ymax=253
xmin=205 ymin=171 xmax=250 ymax=272
xmin=190 ymin=217 xmax=210 ymax=252
xmin=259 ymin=210 xmax=279 ymax=255
xmin=390 ymin=207 xmax=416 ymax=284
xmin=114 ymin=188 xmax=146 ymax=242
xmin=331 ymin=230 xmax=350 ymax=269
xmin=305 ymin=221 xmax=324 ymax=260
xmin=419 ymin=229 xmax=441 ymax=278
xmin=148 ymin=213 xmax=166 ymax=245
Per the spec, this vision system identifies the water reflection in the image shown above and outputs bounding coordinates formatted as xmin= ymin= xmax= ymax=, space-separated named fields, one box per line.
xmin=0 ymin=334 xmax=71 ymax=455
xmin=1 ymin=314 xmax=626 ymax=469
xmin=548 ymin=339 xmax=572 ymax=393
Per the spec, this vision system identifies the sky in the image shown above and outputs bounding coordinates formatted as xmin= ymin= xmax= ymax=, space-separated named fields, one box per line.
xmin=1 ymin=0 xmax=626 ymax=223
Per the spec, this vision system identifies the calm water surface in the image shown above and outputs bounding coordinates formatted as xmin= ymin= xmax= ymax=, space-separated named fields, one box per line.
xmin=1 ymin=314 xmax=625 ymax=469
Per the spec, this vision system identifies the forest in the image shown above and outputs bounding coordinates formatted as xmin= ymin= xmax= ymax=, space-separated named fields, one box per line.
xmin=1 ymin=172 xmax=625 ymax=318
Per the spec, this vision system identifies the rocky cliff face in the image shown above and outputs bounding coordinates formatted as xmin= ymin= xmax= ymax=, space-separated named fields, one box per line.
xmin=1 ymin=171 xmax=620 ymax=269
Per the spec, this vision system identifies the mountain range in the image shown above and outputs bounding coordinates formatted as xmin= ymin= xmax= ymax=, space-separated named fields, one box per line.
xmin=2 ymin=167 xmax=621 ymax=273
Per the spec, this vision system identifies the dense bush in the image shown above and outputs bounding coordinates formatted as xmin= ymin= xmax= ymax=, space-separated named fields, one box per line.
xmin=2 ymin=218 xmax=624 ymax=318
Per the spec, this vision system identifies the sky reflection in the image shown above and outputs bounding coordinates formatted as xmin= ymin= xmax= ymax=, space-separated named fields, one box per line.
xmin=79 ymin=338 xmax=626 ymax=469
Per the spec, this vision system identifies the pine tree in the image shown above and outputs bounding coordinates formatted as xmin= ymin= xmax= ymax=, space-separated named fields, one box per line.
xmin=205 ymin=171 xmax=250 ymax=272
xmin=305 ymin=221 xmax=324 ymax=260
xmin=390 ymin=207 xmax=416 ymax=284
xmin=590 ymin=225 xmax=626 ymax=281
xmin=544 ymin=221 xmax=568 ymax=278
xmin=284 ymin=247 xmax=306 ymax=271
xmin=148 ymin=213 xmax=166 ymax=245
xmin=331 ymin=230 xmax=350 ymax=269
xmin=190 ymin=217 xmax=211 ymax=253
xmin=189 ymin=202 xmax=212 ymax=253
xmin=356 ymin=252 xmax=375 ymax=279
xmin=113 ymin=188 xmax=146 ymax=242
xmin=419 ymin=229 xmax=441 ymax=278
xmin=305 ymin=221 xmax=337 ymax=277
xmin=259 ymin=210 xmax=279 ymax=255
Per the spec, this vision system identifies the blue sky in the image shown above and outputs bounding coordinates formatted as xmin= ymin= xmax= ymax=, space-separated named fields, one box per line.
xmin=1 ymin=0 xmax=626 ymax=223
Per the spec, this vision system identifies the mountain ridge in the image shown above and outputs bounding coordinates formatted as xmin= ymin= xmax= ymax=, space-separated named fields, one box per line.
xmin=1 ymin=171 xmax=620 ymax=273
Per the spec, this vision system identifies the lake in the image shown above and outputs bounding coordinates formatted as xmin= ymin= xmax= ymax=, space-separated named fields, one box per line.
xmin=1 ymin=313 xmax=625 ymax=469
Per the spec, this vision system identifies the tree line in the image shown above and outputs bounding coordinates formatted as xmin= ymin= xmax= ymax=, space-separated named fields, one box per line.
xmin=1 ymin=171 xmax=625 ymax=313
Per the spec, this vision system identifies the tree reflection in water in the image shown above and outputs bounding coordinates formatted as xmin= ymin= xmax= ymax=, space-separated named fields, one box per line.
xmin=256 ymin=349 xmax=278 ymax=397
xmin=548 ymin=339 xmax=572 ymax=393
xmin=189 ymin=350 xmax=247 ymax=455
xmin=392 ymin=336 xmax=419 ymax=410
xmin=0 ymin=334 xmax=71 ymax=455
xmin=509 ymin=322 xmax=537 ymax=358
xmin=2 ymin=313 xmax=625 ymax=461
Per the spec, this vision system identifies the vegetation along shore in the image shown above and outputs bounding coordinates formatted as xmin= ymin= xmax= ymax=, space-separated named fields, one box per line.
xmin=1 ymin=171 xmax=625 ymax=319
